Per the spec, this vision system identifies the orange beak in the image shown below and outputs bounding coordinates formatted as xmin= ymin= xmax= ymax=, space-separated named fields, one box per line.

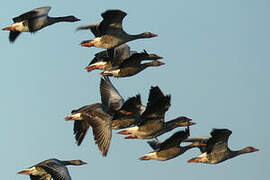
xmin=139 ymin=156 xmax=151 ymax=160
xmin=151 ymin=33 xmax=158 ymax=37
xmin=189 ymin=122 xmax=196 ymax=126
xmin=159 ymin=62 xmax=165 ymax=65
xmin=80 ymin=41 xmax=94 ymax=47
xmin=117 ymin=130 xmax=131 ymax=135
xmin=2 ymin=26 xmax=14 ymax=31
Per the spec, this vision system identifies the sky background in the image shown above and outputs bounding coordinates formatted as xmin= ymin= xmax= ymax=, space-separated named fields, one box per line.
xmin=1 ymin=0 xmax=269 ymax=179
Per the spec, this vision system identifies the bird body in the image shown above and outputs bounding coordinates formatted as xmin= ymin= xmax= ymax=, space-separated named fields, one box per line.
xmin=78 ymin=9 xmax=157 ymax=51
xmin=187 ymin=129 xmax=259 ymax=164
xmin=139 ymin=128 xmax=205 ymax=161
xmin=3 ymin=6 xmax=80 ymax=42
xmin=65 ymin=78 xmax=142 ymax=156
xmin=85 ymin=44 xmax=136 ymax=72
xmin=18 ymin=158 xmax=87 ymax=180
xmin=101 ymin=51 xmax=164 ymax=78
xmin=117 ymin=86 xmax=195 ymax=139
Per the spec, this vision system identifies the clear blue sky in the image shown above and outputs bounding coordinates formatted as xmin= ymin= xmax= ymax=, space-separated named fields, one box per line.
xmin=1 ymin=0 xmax=269 ymax=179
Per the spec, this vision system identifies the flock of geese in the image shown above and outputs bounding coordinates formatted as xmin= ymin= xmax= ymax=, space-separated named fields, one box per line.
xmin=3 ymin=6 xmax=259 ymax=180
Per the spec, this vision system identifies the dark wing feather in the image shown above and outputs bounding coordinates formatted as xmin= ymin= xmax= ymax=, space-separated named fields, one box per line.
xmin=206 ymin=128 xmax=232 ymax=154
xmin=89 ymin=24 xmax=101 ymax=37
xmin=107 ymin=48 xmax=115 ymax=59
xmin=12 ymin=6 xmax=51 ymax=22
xmin=76 ymin=23 xmax=101 ymax=37
xmin=119 ymin=94 xmax=142 ymax=113
xmin=73 ymin=120 xmax=90 ymax=146
xmin=183 ymin=136 xmax=210 ymax=153
xmin=85 ymin=110 xmax=112 ymax=156
xmin=147 ymin=86 xmax=165 ymax=108
xmin=112 ymin=44 xmax=132 ymax=67
xmin=12 ymin=11 xmax=38 ymax=22
xmin=39 ymin=163 xmax=71 ymax=180
xmin=9 ymin=31 xmax=21 ymax=42
xmin=71 ymin=105 xmax=97 ymax=145
xmin=118 ymin=53 xmax=143 ymax=68
xmin=147 ymin=140 xmax=161 ymax=150
xmin=141 ymin=93 xmax=171 ymax=120
xmin=159 ymin=128 xmax=190 ymax=150
xmin=30 ymin=174 xmax=51 ymax=180
xmin=89 ymin=50 xmax=111 ymax=65
xmin=112 ymin=94 xmax=142 ymax=121
xmin=99 ymin=10 xmax=127 ymax=35
xmin=100 ymin=78 xmax=124 ymax=111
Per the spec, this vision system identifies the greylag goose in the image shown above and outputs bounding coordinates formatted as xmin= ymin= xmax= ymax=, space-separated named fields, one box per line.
xmin=101 ymin=50 xmax=164 ymax=78
xmin=187 ymin=128 xmax=259 ymax=164
xmin=139 ymin=128 xmax=206 ymax=161
xmin=65 ymin=78 xmax=141 ymax=156
xmin=77 ymin=9 xmax=157 ymax=56
xmin=2 ymin=6 xmax=80 ymax=42
xmin=84 ymin=44 xmax=136 ymax=72
xmin=117 ymin=86 xmax=195 ymax=139
xmin=17 ymin=158 xmax=87 ymax=180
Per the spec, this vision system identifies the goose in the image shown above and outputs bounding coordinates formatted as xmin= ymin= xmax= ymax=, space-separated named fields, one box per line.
xmin=101 ymin=50 xmax=164 ymax=78
xmin=17 ymin=158 xmax=87 ymax=180
xmin=139 ymin=128 xmax=206 ymax=161
xmin=2 ymin=6 xmax=80 ymax=42
xmin=84 ymin=44 xmax=136 ymax=72
xmin=187 ymin=128 xmax=259 ymax=164
xmin=64 ymin=78 xmax=141 ymax=156
xmin=117 ymin=86 xmax=195 ymax=139
xmin=77 ymin=9 xmax=157 ymax=57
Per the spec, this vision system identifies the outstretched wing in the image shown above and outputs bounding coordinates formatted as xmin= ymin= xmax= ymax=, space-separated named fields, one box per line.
xmin=206 ymin=128 xmax=232 ymax=154
xmin=76 ymin=23 xmax=101 ymax=37
xmin=9 ymin=31 xmax=21 ymax=42
xmin=30 ymin=174 xmax=51 ymax=180
xmin=85 ymin=109 xmax=112 ymax=156
xmin=39 ymin=163 xmax=71 ymax=180
xmin=141 ymin=86 xmax=171 ymax=121
xmin=100 ymin=78 xmax=124 ymax=111
xmin=112 ymin=44 xmax=133 ymax=67
xmin=99 ymin=9 xmax=127 ymax=35
xmin=160 ymin=128 xmax=190 ymax=150
xmin=73 ymin=120 xmax=90 ymax=146
xmin=13 ymin=6 xmax=51 ymax=22
xmin=147 ymin=140 xmax=162 ymax=151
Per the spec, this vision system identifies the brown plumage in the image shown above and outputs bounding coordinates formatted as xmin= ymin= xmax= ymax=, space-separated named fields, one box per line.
xmin=65 ymin=78 xmax=141 ymax=156
xmin=117 ymin=86 xmax=195 ymax=139
xmin=112 ymin=94 xmax=143 ymax=129
xmin=17 ymin=158 xmax=87 ymax=180
xmin=101 ymin=50 xmax=164 ymax=78
xmin=77 ymin=9 xmax=157 ymax=58
xmin=3 ymin=6 xmax=80 ymax=42
xmin=187 ymin=128 xmax=259 ymax=164
xmin=84 ymin=44 xmax=135 ymax=72
xmin=139 ymin=128 xmax=206 ymax=161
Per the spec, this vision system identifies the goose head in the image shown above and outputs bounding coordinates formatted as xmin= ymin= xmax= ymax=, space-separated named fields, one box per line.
xmin=149 ymin=60 xmax=165 ymax=66
xmin=140 ymin=32 xmax=158 ymax=38
xmin=175 ymin=116 xmax=196 ymax=127
xmin=67 ymin=160 xmax=87 ymax=165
